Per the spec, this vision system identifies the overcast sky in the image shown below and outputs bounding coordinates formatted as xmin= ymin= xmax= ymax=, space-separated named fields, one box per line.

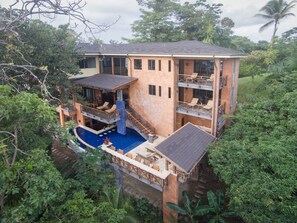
xmin=2 ymin=0 xmax=297 ymax=43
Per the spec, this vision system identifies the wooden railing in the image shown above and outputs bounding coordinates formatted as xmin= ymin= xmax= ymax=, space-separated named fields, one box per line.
xmin=81 ymin=105 xmax=120 ymax=121
xmin=126 ymin=107 xmax=155 ymax=134
xmin=111 ymin=152 xmax=168 ymax=187
xmin=218 ymin=103 xmax=226 ymax=117
xmin=178 ymin=74 xmax=227 ymax=88
xmin=176 ymin=101 xmax=212 ymax=119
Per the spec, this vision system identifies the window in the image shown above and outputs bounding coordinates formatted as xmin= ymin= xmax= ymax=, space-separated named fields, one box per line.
xmin=134 ymin=59 xmax=142 ymax=70
xmin=168 ymin=87 xmax=171 ymax=98
xmin=194 ymin=60 xmax=214 ymax=75
xmin=159 ymin=86 xmax=162 ymax=97
xmin=193 ymin=89 xmax=213 ymax=104
xmin=158 ymin=60 xmax=161 ymax=71
xmin=168 ymin=60 xmax=171 ymax=72
xmin=79 ymin=57 xmax=96 ymax=69
xmin=149 ymin=85 xmax=156 ymax=95
xmin=148 ymin=59 xmax=155 ymax=70
xmin=83 ymin=88 xmax=94 ymax=102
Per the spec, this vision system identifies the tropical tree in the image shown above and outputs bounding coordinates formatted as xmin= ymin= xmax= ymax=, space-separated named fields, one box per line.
xmin=209 ymin=72 xmax=297 ymax=223
xmin=203 ymin=191 xmax=236 ymax=223
xmin=75 ymin=148 xmax=115 ymax=199
xmin=129 ymin=0 xmax=180 ymax=42
xmin=128 ymin=0 xmax=234 ymax=46
xmin=255 ymin=0 xmax=297 ymax=43
xmin=101 ymin=187 xmax=139 ymax=223
xmin=167 ymin=191 xmax=209 ymax=223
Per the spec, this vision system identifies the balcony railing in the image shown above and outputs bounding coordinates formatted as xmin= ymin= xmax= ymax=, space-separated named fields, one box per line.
xmin=110 ymin=151 xmax=169 ymax=189
xmin=81 ymin=105 xmax=120 ymax=124
xmin=176 ymin=102 xmax=226 ymax=121
xmin=176 ymin=101 xmax=212 ymax=119
xmin=177 ymin=74 xmax=226 ymax=90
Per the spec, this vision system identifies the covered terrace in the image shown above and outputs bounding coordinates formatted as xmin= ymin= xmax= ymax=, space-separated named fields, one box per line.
xmin=72 ymin=74 xmax=137 ymax=124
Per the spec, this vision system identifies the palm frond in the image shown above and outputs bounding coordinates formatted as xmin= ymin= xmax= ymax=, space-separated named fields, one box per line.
xmin=259 ymin=20 xmax=274 ymax=32
xmin=255 ymin=13 xmax=273 ymax=19
xmin=167 ymin=202 xmax=187 ymax=215
xmin=182 ymin=191 xmax=192 ymax=214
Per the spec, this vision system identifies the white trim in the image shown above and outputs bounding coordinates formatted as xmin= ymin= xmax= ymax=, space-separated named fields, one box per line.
xmin=82 ymin=52 xmax=246 ymax=59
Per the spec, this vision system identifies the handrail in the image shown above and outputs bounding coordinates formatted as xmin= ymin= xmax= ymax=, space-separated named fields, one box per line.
xmin=81 ymin=105 xmax=120 ymax=120
xmin=218 ymin=103 xmax=226 ymax=117
xmin=178 ymin=74 xmax=226 ymax=88
xmin=110 ymin=151 xmax=168 ymax=187
xmin=126 ymin=107 xmax=155 ymax=134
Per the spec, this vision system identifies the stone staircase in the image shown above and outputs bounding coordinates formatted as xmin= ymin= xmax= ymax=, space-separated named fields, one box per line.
xmin=194 ymin=175 xmax=207 ymax=198
xmin=126 ymin=107 xmax=155 ymax=139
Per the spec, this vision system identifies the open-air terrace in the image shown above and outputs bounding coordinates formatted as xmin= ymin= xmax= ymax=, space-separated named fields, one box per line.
xmin=70 ymin=125 xmax=171 ymax=190
xmin=81 ymin=105 xmax=120 ymax=124
xmin=177 ymin=74 xmax=226 ymax=90
xmin=102 ymin=135 xmax=171 ymax=190
xmin=176 ymin=101 xmax=225 ymax=120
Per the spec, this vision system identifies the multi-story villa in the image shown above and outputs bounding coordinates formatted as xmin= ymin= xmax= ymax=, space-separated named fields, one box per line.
xmin=56 ymin=40 xmax=245 ymax=222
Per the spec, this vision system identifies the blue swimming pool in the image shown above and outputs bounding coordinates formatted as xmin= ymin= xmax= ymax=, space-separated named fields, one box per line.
xmin=75 ymin=127 xmax=146 ymax=154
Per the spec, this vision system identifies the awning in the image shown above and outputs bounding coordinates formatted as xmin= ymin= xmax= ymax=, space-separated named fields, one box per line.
xmin=72 ymin=74 xmax=138 ymax=91
xmin=155 ymin=123 xmax=215 ymax=173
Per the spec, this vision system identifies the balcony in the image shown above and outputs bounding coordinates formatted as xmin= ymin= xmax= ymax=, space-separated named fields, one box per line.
xmin=176 ymin=101 xmax=212 ymax=119
xmin=177 ymin=74 xmax=226 ymax=90
xmin=176 ymin=102 xmax=225 ymax=121
xmin=81 ymin=105 xmax=120 ymax=124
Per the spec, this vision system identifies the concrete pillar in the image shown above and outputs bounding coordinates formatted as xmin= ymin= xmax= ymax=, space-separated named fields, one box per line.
xmin=75 ymin=102 xmax=85 ymax=126
xmin=59 ymin=106 xmax=66 ymax=127
xmin=211 ymin=59 xmax=220 ymax=137
xmin=111 ymin=57 xmax=114 ymax=75
xmin=163 ymin=174 xmax=179 ymax=223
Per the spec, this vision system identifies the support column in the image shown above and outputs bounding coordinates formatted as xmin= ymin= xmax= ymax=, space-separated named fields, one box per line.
xmin=59 ymin=106 xmax=66 ymax=127
xmin=211 ymin=59 xmax=220 ymax=137
xmin=111 ymin=56 xmax=114 ymax=75
xmin=163 ymin=174 xmax=179 ymax=223
xmin=75 ymin=102 xmax=85 ymax=126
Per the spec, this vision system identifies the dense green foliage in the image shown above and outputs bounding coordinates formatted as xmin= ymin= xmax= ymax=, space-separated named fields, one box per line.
xmin=167 ymin=190 xmax=236 ymax=223
xmin=129 ymin=0 xmax=234 ymax=47
xmin=132 ymin=197 xmax=163 ymax=223
xmin=75 ymin=148 xmax=115 ymax=199
xmin=209 ymin=72 xmax=297 ymax=222
xmin=0 ymin=8 xmax=80 ymax=102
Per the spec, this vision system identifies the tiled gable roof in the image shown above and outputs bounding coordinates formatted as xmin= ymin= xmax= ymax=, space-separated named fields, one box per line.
xmin=155 ymin=123 xmax=215 ymax=173
xmin=78 ymin=40 xmax=246 ymax=57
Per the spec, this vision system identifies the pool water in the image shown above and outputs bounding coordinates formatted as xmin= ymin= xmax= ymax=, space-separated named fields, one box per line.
xmin=75 ymin=127 xmax=146 ymax=153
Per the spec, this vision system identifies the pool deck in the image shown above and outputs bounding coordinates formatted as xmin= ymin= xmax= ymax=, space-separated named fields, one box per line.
xmin=73 ymin=125 xmax=172 ymax=187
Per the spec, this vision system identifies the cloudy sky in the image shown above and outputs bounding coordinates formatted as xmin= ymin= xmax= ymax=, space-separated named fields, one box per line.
xmin=2 ymin=0 xmax=297 ymax=43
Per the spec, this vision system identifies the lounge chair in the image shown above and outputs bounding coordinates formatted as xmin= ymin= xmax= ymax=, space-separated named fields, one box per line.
xmin=206 ymin=74 xmax=214 ymax=83
xmin=203 ymin=100 xmax=213 ymax=110
xmin=118 ymin=149 xmax=124 ymax=155
xmin=105 ymin=104 xmax=116 ymax=113
xmin=96 ymin=102 xmax=109 ymax=110
xmin=186 ymin=73 xmax=198 ymax=82
xmin=188 ymin=98 xmax=199 ymax=107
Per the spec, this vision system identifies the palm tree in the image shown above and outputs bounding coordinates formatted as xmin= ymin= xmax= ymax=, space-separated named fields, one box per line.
xmin=167 ymin=191 xmax=210 ymax=223
xmin=102 ymin=187 xmax=139 ymax=223
xmin=204 ymin=191 xmax=236 ymax=223
xmin=255 ymin=0 xmax=297 ymax=43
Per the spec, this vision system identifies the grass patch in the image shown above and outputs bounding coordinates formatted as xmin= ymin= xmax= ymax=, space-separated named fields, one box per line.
xmin=238 ymin=74 xmax=269 ymax=104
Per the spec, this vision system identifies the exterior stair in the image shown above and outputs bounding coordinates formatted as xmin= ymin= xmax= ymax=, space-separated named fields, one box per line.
xmin=126 ymin=107 xmax=155 ymax=140
xmin=194 ymin=175 xmax=207 ymax=198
